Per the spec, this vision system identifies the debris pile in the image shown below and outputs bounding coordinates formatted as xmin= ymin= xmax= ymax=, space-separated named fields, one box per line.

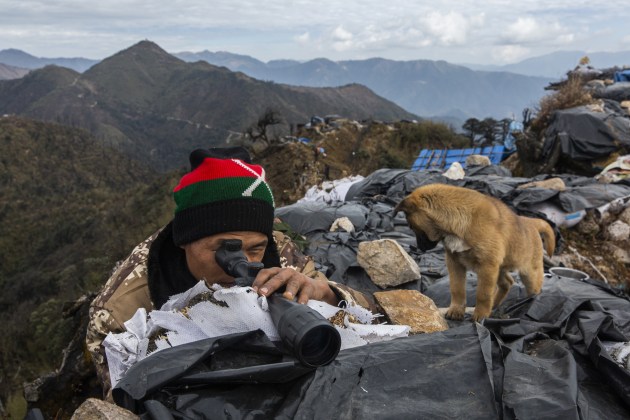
xmin=557 ymin=192 xmax=630 ymax=284
xmin=512 ymin=65 xmax=630 ymax=177
xmin=22 ymin=64 xmax=630 ymax=418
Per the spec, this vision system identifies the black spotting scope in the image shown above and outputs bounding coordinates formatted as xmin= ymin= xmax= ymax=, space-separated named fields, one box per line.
xmin=215 ymin=239 xmax=341 ymax=368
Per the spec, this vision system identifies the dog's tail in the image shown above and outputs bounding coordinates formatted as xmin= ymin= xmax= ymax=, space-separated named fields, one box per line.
xmin=534 ymin=218 xmax=556 ymax=256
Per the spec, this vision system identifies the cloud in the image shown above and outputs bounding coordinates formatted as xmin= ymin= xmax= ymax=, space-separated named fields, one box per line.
xmin=306 ymin=11 xmax=485 ymax=56
xmin=502 ymin=16 xmax=574 ymax=45
xmin=492 ymin=45 xmax=531 ymax=63
xmin=421 ymin=11 xmax=484 ymax=46
xmin=329 ymin=26 xmax=354 ymax=52
xmin=295 ymin=32 xmax=311 ymax=45
xmin=332 ymin=26 xmax=353 ymax=41
xmin=1 ymin=0 xmax=628 ymax=64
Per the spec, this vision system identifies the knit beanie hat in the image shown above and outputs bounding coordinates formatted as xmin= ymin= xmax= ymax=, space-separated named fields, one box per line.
xmin=172 ymin=148 xmax=276 ymax=246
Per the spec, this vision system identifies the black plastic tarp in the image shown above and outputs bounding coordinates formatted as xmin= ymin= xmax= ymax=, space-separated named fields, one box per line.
xmin=541 ymin=100 xmax=630 ymax=161
xmin=274 ymin=169 xmax=630 ymax=297
xmin=112 ymin=274 xmax=630 ymax=419
xmin=340 ymin=168 xmax=630 ymax=215
xmin=111 ymin=168 xmax=630 ymax=419
xmin=592 ymin=82 xmax=630 ymax=102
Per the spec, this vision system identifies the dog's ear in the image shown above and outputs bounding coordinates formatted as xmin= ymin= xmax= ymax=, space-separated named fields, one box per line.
xmin=393 ymin=197 xmax=408 ymax=216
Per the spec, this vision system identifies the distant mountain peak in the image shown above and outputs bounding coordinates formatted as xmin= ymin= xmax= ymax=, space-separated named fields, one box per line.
xmin=0 ymin=47 xmax=98 ymax=72
xmin=90 ymin=39 xmax=185 ymax=74
xmin=119 ymin=40 xmax=174 ymax=57
xmin=0 ymin=48 xmax=35 ymax=57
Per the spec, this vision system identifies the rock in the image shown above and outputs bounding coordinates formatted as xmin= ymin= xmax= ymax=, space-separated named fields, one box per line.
xmin=443 ymin=161 xmax=465 ymax=180
xmin=576 ymin=213 xmax=600 ymax=236
xmin=71 ymin=398 xmax=138 ymax=419
xmin=373 ymin=290 xmax=448 ymax=334
xmin=607 ymin=220 xmax=630 ymax=241
xmin=24 ymin=294 xmax=103 ymax=418
xmin=465 ymin=154 xmax=491 ymax=167
xmin=585 ymin=79 xmax=606 ymax=91
xmin=330 ymin=216 xmax=354 ymax=232
xmin=250 ymin=140 xmax=269 ymax=155
xmin=549 ymin=254 xmax=580 ymax=269
xmin=587 ymin=101 xmax=605 ymax=113
xmin=357 ymin=239 xmax=421 ymax=288
xmin=619 ymin=206 xmax=630 ymax=225
xmin=517 ymin=177 xmax=566 ymax=191
xmin=603 ymin=243 xmax=630 ymax=265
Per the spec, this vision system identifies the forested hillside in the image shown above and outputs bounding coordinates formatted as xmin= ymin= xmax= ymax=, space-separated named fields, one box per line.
xmin=0 ymin=41 xmax=416 ymax=172
xmin=0 ymin=117 xmax=177 ymax=411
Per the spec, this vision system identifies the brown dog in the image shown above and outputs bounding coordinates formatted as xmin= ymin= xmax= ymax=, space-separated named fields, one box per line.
xmin=395 ymin=184 xmax=555 ymax=322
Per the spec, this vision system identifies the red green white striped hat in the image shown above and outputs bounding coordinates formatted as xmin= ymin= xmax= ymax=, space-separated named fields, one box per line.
xmin=172 ymin=148 xmax=275 ymax=246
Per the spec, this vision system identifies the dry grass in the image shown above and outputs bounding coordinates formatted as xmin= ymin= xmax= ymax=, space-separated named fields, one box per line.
xmin=531 ymin=76 xmax=595 ymax=133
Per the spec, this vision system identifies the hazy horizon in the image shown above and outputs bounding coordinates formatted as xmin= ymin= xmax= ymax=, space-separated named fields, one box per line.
xmin=1 ymin=1 xmax=629 ymax=66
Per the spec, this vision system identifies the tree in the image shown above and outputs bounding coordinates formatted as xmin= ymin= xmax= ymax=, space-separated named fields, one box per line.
xmin=246 ymin=109 xmax=283 ymax=146
xmin=462 ymin=118 xmax=481 ymax=146
xmin=464 ymin=117 xmax=512 ymax=147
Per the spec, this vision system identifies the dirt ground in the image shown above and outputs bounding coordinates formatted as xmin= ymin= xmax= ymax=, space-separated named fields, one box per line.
xmin=556 ymin=224 xmax=630 ymax=291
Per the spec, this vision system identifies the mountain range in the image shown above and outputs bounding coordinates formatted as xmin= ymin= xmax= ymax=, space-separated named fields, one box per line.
xmin=173 ymin=51 xmax=551 ymax=120
xmin=0 ymin=41 xmax=414 ymax=171
xmin=3 ymin=44 xmax=630 ymax=122
xmin=0 ymin=62 xmax=29 ymax=80
xmin=465 ymin=50 xmax=630 ymax=78
xmin=0 ymin=48 xmax=98 ymax=72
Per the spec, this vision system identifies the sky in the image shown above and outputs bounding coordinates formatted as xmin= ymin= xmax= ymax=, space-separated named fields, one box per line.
xmin=1 ymin=0 xmax=629 ymax=65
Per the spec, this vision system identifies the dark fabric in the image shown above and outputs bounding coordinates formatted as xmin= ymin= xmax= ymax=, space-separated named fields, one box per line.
xmin=147 ymin=222 xmax=199 ymax=309
xmin=119 ymin=168 xmax=630 ymax=419
xmin=172 ymin=198 xmax=275 ymax=246
xmin=113 ymin=275 xmax=630 ymax=419
xmin=189 ymin=147 xmax=252 ymax=169
xmin=541 ymin=101 xmax=630 ymax=161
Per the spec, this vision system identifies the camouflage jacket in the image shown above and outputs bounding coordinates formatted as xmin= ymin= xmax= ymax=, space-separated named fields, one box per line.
xmin=86 ymin=227 xmax=373 ymax=400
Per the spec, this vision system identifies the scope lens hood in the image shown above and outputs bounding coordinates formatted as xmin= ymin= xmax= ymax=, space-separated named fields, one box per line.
xmin=267 ymin=295 xmax=341 ymax=368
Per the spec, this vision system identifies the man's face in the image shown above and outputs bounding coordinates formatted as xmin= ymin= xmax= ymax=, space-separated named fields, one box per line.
xmin=181 ymin=231 xmax=268 ymax=287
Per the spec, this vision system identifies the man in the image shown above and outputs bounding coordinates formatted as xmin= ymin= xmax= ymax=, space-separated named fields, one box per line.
xmin=86 ymin=147 xmax=372 ymax=399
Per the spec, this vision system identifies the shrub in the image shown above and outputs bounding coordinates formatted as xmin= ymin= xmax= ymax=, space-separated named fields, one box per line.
xmin=531 ymin=76 xmax=594 ymax=133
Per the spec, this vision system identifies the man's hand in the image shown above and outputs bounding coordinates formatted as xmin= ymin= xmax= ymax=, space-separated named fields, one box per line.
xmin=252 ymin=267 xmax=339 ymax=306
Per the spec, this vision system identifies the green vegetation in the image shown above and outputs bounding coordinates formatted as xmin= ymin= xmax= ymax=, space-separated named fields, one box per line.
xmin=352 ymin=120 xmax=468 ymax=173
xmin=257 ymin=119 xmax=469 ymax=206
xmin=0 ymin=41 xmax=417 ymax=173
xmin=0 ymin=117 xmax=178 ymax=409
xmin=462 ymin=117 xmax=512 ymax=147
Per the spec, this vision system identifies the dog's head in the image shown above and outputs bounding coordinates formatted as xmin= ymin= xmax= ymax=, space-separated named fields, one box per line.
xmin=394 ymin=193 xmax=441 ymax=251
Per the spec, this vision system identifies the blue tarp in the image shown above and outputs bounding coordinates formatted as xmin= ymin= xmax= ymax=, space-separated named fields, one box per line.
xmin=504 ymin=120 xmax=524 ymax=151
xmin=411 ymin=145 xmax=506 ymax=171
xmin=614 ymin=70 xmax=630 ymax=83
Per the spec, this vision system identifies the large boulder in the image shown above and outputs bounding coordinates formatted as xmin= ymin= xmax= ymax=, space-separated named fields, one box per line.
xmin=357 ymin=239 xmax=421 ymax=288
xmin=373 ymin=290 xmax=448 ymax=334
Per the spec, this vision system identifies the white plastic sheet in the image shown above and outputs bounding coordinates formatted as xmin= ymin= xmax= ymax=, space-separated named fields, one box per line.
xmin=104 ymin=281 xmax=409 ymax=387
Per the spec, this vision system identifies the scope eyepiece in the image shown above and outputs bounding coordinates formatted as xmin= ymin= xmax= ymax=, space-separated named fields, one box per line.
xmin=215 ymin=239 xmax=263 ymax=286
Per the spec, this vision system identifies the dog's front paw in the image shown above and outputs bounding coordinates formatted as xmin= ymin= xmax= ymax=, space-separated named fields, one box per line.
xmin=471 ymin=308 xmax=490 ymax=323
xmin=445 ymin=305 xmax=465 ymax=320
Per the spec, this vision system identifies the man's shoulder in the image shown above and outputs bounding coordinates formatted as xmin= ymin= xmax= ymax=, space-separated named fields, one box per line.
xmin=90 ymin=229 xmax=161 ymax=318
